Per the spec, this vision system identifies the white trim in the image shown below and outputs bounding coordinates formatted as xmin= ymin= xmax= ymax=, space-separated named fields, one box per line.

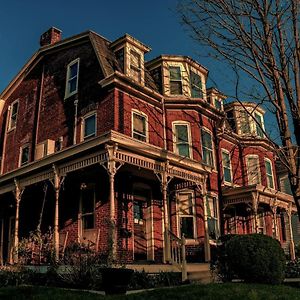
xmin=176 ymin=189 xmax=197 ymax=240
xmin=221 ymin=148 xmax=233 ymax=185
xmin=246 ymin=154 xmax=261 ymax=185
xmin=64 ymin=58 xmax=80 ymax=99
xmin=131 ymin=109 xmax=149 ymax=143
xmin=264 ymin=158 xmax=275 ymax=189
xmin=172 ymin=121 xmax=193 ymax=159
xmin=7 ymin=100 xmax=19 ymax=132
xmin=81 ymin=111 xmax=97 ymax=141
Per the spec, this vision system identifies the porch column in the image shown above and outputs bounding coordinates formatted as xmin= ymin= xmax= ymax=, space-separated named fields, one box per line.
xmin=201 ymin=176 xmax=211 ymax=262
xmin=51 ymin=165 xmax=65 ymax=262
xmin=287 ymin=204 xmax=296 ymax=260
xmin=155 ymin=161 xmax=172 ymax=263
xmin=13 ymin=179 xmax=24 ymax=264
xmin=252 ymin=192 xmax=259 ymax=233
xmin=271 ymin=204 xmax=279 ymax=240
xmin=102 ymin=144 xmax=123 ymax=262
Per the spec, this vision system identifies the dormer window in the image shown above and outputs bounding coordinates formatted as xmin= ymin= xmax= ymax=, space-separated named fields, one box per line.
xmin=214 ymin=98 xmax=223 ymax=110
xmin=8 ymin=100 xmax=19 ymax=131
xmin=130 ymin=50 xmax=142 ymax=83
xmin=115 ymin=48 xmax=124 ymax=72
xmin=254 ymin=112 xmax=264 ymax=137
xmin=240 ymin=111 xmax=251 ymax=134
xmin=65 ymin=58 xmax=79 ymax=98
xmin=169 ymin=66 xmax=183 ymax=95
xmin=238 ymin=109 xmax=265 ymax=137
xmin=190 ymin=71 xmax=203 ymax=98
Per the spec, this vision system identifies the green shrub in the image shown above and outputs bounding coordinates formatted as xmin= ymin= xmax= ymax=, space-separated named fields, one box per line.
xmin=285 ymin=259 xmax=300 ymax=278
xmin=225 ymin=234 xmax=285 ymax=284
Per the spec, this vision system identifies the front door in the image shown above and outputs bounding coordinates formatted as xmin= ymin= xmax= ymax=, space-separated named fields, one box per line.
xmin=133 ymin=188 xmax=153 ymax=261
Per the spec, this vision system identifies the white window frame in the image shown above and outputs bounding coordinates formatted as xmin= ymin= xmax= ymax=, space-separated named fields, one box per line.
xmin=206 ymin=195 xmax=220 ymax=240
xmin=169 ymin=65 xmax=183 ymax=95
xmin=65 ymin=58 xmax=80 ymax=99
xmin=131 ymin=109 xmax=148 ymax=142
xmin=246 ymin=155 xmax=261 ymax=185
xmin=19 ymin=144 xmax=30 ymax=167
xmin=201 ymin=128 xmax=215 ymax=168
xmin=82 ymin=112 xmax=97 ymax=141
xmin=176 ymin=190 xmax=196 ymax=239
xmin=264 ymin=158 xmax=275 ymax=189
xmin=172 ymin=121 xmax=193 ymax=159
xmin=190 ymin=69 xmax=203 ymax=98
xmin=221 ymin=149 xmax=232 ymax=184
xmin=254 ymin=111 xmax=265 ymax=138
xmin=8 ymin=100 xmax=19 ymax=131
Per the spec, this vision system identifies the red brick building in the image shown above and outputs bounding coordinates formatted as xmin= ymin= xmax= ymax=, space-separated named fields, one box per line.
xmin=0 ymin=28 xmax=296 ymax=268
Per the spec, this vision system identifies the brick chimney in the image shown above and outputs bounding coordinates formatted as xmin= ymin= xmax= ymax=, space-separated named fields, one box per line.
xmin=40 ymin=27 xmax=62 ymax=47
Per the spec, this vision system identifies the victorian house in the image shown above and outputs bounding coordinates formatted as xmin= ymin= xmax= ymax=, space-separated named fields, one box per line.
xmin=0 ymin=28 xmax=296 ymax=275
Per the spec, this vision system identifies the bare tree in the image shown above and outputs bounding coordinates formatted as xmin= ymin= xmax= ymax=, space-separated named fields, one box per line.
xmin=178 ymin=0 xmax=300 ymax=217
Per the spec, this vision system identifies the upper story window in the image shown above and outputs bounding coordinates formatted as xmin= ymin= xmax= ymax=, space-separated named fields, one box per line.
xmin=169 ymin=66 xmax=183 ymax=95
xmin=177 ymin=191 xmax=195 ymax=239
xmin=173 ymin=122 xmax=192 ymax=158
xmin=201 ymin=129 xmax=214 ymax=166
xmin=265 ymin=159 xmax=274 ymax=189
xmin=20 ymin=145 xmax=30 ymax=166
xmin=254 ymin=112 xmax=264 ymax=137
xmin=221 ymin=150 xmax=232 ymax=184
xmin=190 ymin=71 xmax=203 ymax=98
xmin=240 ymin=111 xmax=251 ymax=134
xmin=130 ymin=50 xmax=142 ymax=83
xmin=83 ymin=113 xmax=96 ymax=140
xmin=8 ymin=101 xmax=19 ymax=131
xmin=132 ymin=110 xmax=147 ymax=142
xmin=246 ymin=155 xmax=261 ymax=185
xmin=65 ymin=58 xmax=79 ymax=99
xmin=214 ymin=98 xmax=223 ymax=110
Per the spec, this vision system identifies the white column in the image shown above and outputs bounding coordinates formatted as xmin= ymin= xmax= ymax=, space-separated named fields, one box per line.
xmin=287 ymin=204 xmax=296 ymax=260
xmin=53 ymin=165 xmax=61 ymax=262
xmin=202 ymin=176 xmax=211 ymax=262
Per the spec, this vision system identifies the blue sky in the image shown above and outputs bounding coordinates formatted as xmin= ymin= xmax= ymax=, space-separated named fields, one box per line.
xmin=0 ymin=0 xmax=279 ymax=140
xmin=0 ymin=0 xmax=233 ymax=94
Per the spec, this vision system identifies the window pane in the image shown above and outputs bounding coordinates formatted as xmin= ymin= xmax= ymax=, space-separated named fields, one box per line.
xmin=181 ymin=217 xmax=194 ymax=239
xmin=21 ymin=146 xmax=29 ymax=165
xmin=176 ymin=125 xmax=188 ymax=143
xmin=84 ymin=115 xmax=96 ymax=139
xmin=178 ymin=144 xmax=190 ymax=157
xmin=190 ymin=71 xmax=203 ymax=98
xmin=69 ymin=78 xmax=77 ymax=93
xmin=134 ymin=201 xmax=143 ymax=221
xmin=224 ymin=168 xmax=232 ymax=183
xmin=170 ymin=66 xmax=181 ymax=80
xmin=133 ymin=113 xmax=146 ymax=134
xmin=265 ymin=160 xmax=272 ymax=175
xmin=240 ymin=111 xmax=251 ymax=134
xmin=70 ymin=62 xmax=78 ymax=78
xmin=202 ymin=131 xmax=212 ymax=148
xmin=170 ymin=81 xmax=183 ymax=95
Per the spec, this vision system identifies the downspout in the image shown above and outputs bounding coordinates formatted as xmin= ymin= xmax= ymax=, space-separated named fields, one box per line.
xmin=73 ymin=98 xmax=79 ymax=145
xmin=162 ymin=96 xmax=167 ymax=151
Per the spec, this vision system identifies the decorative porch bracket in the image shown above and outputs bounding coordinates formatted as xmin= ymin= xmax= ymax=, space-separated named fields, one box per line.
xmin=154 ymin=160 xmax=173 ymax=263
xmin=287 ymin=203 xmax=296 ymax=260
xmin=13 ymin=179 xmax=24 ymax=264
xmin=100 ymin=143 xmax=124 ymax=261
xmin=49 ymin=164 xmax=65 ymax=262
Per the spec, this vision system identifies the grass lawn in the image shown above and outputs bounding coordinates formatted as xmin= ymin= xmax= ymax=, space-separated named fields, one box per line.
xmin=0 ymin=283 xmax=300 ymax=299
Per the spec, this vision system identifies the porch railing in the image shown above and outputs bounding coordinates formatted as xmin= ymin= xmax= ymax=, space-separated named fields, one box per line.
xmin=169 ymin=231 xmax=187 ymax=281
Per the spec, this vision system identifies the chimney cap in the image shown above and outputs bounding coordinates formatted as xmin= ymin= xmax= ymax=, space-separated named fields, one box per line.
xmin=40 ymin=27 xmax=62 ymax=47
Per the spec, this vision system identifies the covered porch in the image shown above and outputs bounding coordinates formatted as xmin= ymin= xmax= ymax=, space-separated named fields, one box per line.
xmin=222 ymin=184 xmax=297 ymax=259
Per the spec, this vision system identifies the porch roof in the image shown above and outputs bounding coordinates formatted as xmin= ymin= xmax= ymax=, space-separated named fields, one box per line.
xmin=0 ymin=130 xmax=210 ymax=194
xmin=222 ymin=184 xmax=296 ymax=212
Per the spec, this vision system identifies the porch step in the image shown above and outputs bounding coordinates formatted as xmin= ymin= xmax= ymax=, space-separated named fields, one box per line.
xmin=186 ymin=263 xmax=212 ymax=284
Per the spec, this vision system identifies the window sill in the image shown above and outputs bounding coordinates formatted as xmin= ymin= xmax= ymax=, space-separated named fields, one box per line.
xmin=64 ymin=90 xmax=78 ymax=100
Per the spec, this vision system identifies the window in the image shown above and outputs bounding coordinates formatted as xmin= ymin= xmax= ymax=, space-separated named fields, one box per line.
xmin=173 ymin=123 xmax=192 ymax=158
xmin=169 ymin=66 xmax=183 ymax=95
xmin=83 ymin=113 xmax=96 ymax=140
xmin=81 ymin=186 xmax=95 ymax=230
xmin=257 ymin=213 xmax=265 ymax=234
xmin=65 ymin=59 xmax=79 ymax=98
xmin=20 ymin=145 xmax=30 ymax=166
xmin=240 ymin=111 xmax=251 ymax=134
xmin=130 ymin=50 xmax=142 ymax=82
xmin=134 ymin=201 xmax=144 ymax=224
xmin=178 ymin=192 xmax=195 ymax=239
xmin=254 ymin=112 xmax=264 ymax=137
xmin=8 ymin=101 xmax=19 ymax=130
xmin=132 ymin=111 xmax=147 ymax=142
xmin=115 ymin=48 xmax=124 ymax=72
xmin=214 ymin=98 xmax=223 ymax=110
xmin=221 ymin=150 xmax=232 ymax=183
xmin=207 ymin=196 xmax=219 ymax=240
xmin=265 ymin=159 xmax=274 ymax=188
xmin=190 ymin=71 xmax=203 ymax=98
xmin=246 ymin=156 xmax=261 ymax=185
xmin=201 ymin=129 xmax=214 ymax=166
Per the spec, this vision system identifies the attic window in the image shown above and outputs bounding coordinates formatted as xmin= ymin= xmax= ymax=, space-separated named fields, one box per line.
xmin=169 ymin=66 xmax=183 ymax=95
xmin=115 ymin=48 xmax=124 ymax=72
xmin=130 ymin=50 xmax=141 ymax=82
xmin=190 ymin=71 xmax=203 ymax=98
xmin=65 ymin=58 xmax=79 ymax=99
